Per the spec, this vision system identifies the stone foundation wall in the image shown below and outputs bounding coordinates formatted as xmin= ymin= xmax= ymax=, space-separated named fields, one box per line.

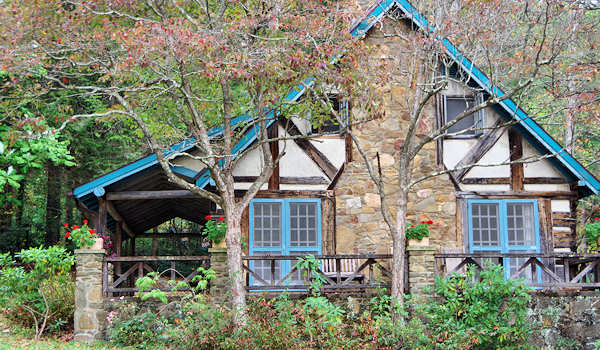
xmin=335 ymin=18 xmax=459 ymax=256
xmin=529 ymin=292 xmax=600 ymax=350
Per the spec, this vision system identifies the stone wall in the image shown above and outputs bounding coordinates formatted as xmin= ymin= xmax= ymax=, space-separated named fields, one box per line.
xmin=528 ymin=292 xmax=600 ymax=350
xmin=335 ymin=18 xmax=459 ymax=256
xmin=74 ymin=249 xmax=107 ymax=343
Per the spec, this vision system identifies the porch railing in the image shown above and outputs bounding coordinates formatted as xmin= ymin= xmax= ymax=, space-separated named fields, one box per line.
xmin=242 ymin=254 xmax=393 ymax=292
xmin=102 ymin=256 xmax=211 ymax=296
xmin=435 ymin=253 xmax=600 ymax=289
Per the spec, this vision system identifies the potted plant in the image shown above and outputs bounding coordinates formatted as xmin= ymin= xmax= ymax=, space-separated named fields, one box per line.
xmin=64 ymin=220 xmax=103 ymax=249
xmin=406 ymin=220 xmax=433 ymax=246
xmin=202 ymin=215 xmax=227 ymax=248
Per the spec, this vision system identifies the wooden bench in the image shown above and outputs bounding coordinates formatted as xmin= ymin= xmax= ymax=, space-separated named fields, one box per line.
xmin=321 ymin=258 xmax=365 ymax=283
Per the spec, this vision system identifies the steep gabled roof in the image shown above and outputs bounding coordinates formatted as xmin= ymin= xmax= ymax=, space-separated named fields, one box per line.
xmin=351 ymin=0 xmax=600 ymax=195
xmin=74 ymin=0 xmax=600 ymax=203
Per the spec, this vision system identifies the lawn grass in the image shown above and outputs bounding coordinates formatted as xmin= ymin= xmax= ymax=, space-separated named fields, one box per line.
xmin=0 ymin=327 xmax=158 ymax=350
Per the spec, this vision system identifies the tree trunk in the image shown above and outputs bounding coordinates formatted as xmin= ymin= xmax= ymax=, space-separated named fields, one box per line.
xmin=45 ymin=162 xmax=62 ymax=246
xmin=391 ymin=189 xmax=408 ymax=303
xmin=224 ymin=205 xmax=247 ymax=324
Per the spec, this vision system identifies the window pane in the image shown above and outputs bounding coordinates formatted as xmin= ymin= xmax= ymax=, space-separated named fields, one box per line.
xmin=507 ymin=203 xmax=535 ymax=246
xmin=253 ymin=202 xmax=282 ymax=247
xmin=252 ymin=252 xmax=282 ymax=286
xmin=290 ymin=202 xmax=318 ymax=247
xmin=471 ymin=203 xmax=500 ymax=247
xmin=446 ymin=97 xmax=475 ymax=134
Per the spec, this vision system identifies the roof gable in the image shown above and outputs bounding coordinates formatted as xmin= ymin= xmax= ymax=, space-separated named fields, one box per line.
xmin=352 ymin=0 xmax=600 ymax=195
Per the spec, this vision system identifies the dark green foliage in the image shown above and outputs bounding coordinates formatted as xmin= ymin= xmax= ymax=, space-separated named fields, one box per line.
xmin=107 ymin=311 xmax=168 ymax=347
xmin=115 ymin=263 xmax=536 ymax=350
xmin=0 ymin=247 xmax=75 ymax=337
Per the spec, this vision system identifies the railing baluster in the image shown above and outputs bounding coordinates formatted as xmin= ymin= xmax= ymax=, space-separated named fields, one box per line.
xmin=336 ymin=258 xmax=341 ymax=285
xmin=270 ymin=259 xmax=275 ymax=287
xmin=170 ymin=261 xmax=176 ymax=281
xmin=368 ymin=260 xmax=373 ymax=285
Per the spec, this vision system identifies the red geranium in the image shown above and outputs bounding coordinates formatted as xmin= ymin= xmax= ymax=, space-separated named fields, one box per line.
xmin=410 ymin=225 xmax=415 ymax=228
xmin=63 ymin=223 xmax=69 ymax=228
xmin=65 ymin=232 xmax=70 ymax=238
xmin=205 ymin=215 xmax=212 ymax=220
xmin=218 ymin=216 xmax=225 ymax=222
xmin=427 ymin=220 xmax=433 ymax=224
xmin=595 ymin=217 xmax=599 ymax=221
xmin=72 ymin=225 xmax=79 ymax=230
xmin=83 ymin=219 xmax=88 ymax=224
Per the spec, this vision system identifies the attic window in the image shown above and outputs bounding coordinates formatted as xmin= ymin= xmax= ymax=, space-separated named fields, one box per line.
xmin=311 ymin=96 xmax=349 ymax=135
xmin=443 ymin=94 xmax=485 ymax=137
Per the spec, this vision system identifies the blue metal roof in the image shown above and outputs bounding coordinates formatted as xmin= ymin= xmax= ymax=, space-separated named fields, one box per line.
xmin=350 ymin=0 xmax=600 ymax=195
xmin=73 ymin=81 xmax=311 ymax=199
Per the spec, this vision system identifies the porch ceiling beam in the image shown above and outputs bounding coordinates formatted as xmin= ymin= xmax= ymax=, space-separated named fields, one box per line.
xmin=282 ymin=120 xmax=338 ymax=180
xmin=107 ymin=190 xmax=201 ymax=200
xmin=134 ymin=232 xmax=204 ymax=239
xmin=104 ymin=199 xmax=135 ymax=238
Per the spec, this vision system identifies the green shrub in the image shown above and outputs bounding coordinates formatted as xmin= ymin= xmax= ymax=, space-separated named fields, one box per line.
xmin=107 ymin=310 xmax=168 ymax=347
xmin=0 ymin=246 xmax=75 ymax=338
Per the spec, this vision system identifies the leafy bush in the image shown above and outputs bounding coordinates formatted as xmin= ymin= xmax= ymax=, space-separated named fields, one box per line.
xmin=0 ymin=246 xmax=75 ymax=338
xmin=369 ymin=262 xmax=535 ymax=350
xmin=584 ymin=217 xmax=600 ymax=251
xmin=105 ymin=262 xmax=536 ymax=349
xmin=107 ymin=310 xmax=168 ymax=347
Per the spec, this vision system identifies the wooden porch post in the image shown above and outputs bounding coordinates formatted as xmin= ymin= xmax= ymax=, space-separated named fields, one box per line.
xmin=96 ymin=198 xmax=108 ymax=234
xmin=129 ymin=236 xmax=135 ymax=256
xmin=115 ymin=222 xmax=122 ymax=275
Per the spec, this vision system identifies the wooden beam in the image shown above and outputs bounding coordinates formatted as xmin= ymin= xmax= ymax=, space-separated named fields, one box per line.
xmin=135 ymin=232 xmax=205 ymax=239
xmin=268 ymin=123 xmax=280 ymax=190
xmin=523 ymin=177 xmax=570 ymax=184
xmin=105 ymin=200 xmax=135 ymax=237
xmin=456 ymin=191 xmax=578 ymax=199
xmin=327 ymin=163 xmax=345 ymax=190
xmin=508 ymin=128 xmax=524 ymax=191
xmin=236 ymin=189 xmax=334 ymax=198
xmin=453 ymin=118 xmax=507 ymax=180
xmin=234 ymin=176 xmax=329 ymax=185
xmin=115 ymin=223 xmax=123 ymax=275
xmin=283 ymin=120 xmax=338 ymax=180
xmin=462 ymin=177 xmax=511 ymax=185
xmin=107 ymin=190 xmax=200 ymax=200
xmin=96 ymin=198 xmax=108 ymax=234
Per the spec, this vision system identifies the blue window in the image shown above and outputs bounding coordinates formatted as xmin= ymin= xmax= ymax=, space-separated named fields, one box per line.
xmin=467 ymin=199 xmax=540 ymax=280
xmin=249 ymin=198 xmax=322 ymax=286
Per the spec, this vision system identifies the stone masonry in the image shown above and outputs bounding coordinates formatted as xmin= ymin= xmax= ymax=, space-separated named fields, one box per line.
xmin=406 ymin=245 xmax=436 ymax=296
xmin=335 ymin=18 xmax=459 ymax=257
xmin=208 ymin=247 xmax=229 ymax=297
xmin=74 ymin=249 xmax=107 ymax=343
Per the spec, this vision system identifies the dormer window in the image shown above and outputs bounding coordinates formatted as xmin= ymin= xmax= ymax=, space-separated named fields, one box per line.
xmin=311 ymin=95 xmax=349 ymax=135
xmin=443 ymin=94 xmax=485 ymax=137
